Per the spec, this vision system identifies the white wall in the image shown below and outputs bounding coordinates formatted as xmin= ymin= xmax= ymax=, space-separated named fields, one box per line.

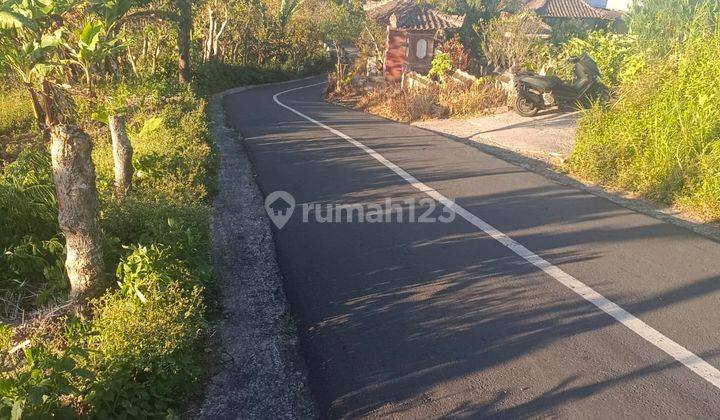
xmin=587 ymin=0 xmax=630 ymax=11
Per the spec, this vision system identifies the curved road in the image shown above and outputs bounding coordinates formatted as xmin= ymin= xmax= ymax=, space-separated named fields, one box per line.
xmin=223 ymin=77 xmax=720 ymax=419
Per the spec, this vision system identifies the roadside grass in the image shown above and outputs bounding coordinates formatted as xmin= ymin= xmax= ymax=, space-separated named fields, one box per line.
xmin=0 ymin=87 xmax=35 ymax=137
xmin=0 ymin=60 xmax=328 ymax=416
xmin=566 ymin=29 xmax=720 ymax=221
xmin=0 ymin=77 xmax=215 ymax=417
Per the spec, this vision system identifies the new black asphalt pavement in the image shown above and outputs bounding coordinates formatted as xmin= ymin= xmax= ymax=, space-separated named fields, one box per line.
xmin=223 ymin=77 xmax=720 ymax=419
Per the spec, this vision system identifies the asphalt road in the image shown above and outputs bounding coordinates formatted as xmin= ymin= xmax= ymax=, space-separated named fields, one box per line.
xmin=223 ymin=77 xmax=720 ymax=419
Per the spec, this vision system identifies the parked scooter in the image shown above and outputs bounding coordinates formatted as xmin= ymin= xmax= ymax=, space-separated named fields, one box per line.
xmin=513 ymin=53 xmax=610 ymax=117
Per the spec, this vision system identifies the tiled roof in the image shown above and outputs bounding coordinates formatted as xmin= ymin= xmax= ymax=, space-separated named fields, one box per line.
xmin=366 ymin=0 xmax=464 ymax=30
xmin=525 ymin=0 xmax=617 ymax=19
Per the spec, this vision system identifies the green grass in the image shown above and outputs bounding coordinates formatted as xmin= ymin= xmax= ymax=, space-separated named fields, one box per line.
xmin=0 ymin=87 xmax=35 ymax=136
xmin=566 ymin=29 xmax=720 ymax=220
xmin=0 ymin=79 xmax=216 ymax=418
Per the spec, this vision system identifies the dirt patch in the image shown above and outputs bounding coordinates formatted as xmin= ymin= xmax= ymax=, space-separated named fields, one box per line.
xmin=199 ymin=86 xmax=315 ymax=419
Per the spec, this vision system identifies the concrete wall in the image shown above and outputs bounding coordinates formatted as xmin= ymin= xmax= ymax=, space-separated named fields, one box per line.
xmin=586 ymin=0 xmax=630 ymax=11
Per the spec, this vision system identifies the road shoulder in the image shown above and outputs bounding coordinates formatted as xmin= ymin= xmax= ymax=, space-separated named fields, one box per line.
xmin=198 ymin=85 xmax=316 ymax=419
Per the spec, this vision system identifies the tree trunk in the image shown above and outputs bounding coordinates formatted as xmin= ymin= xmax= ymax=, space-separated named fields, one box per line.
xmin=334 ymin=42 xmax=345 ymax=92
xmin=177 ymin=0 xmax=192 ymax=83
xmin=25 ymin=85 xmax=46 ymax=131
xmin=213 ymin=19 xmax=227 ymax=60
xmin=204 ymin=8 xmax=215 ymax=62
xmin=108 ymin=115 xmax=133 ymax=198
xmin=50 ymin=124 xmax=105 ymax=300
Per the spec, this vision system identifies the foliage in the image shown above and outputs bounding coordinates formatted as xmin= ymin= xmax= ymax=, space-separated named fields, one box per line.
xmin=193 ymin=61 xmax=327 ymax=95
xmin=438 ymin=35 xmax=470 ymax=71
xmin=0 ymin=0 xmax=345 ymax=416
xmin=356 ymin=84 xmax=442 ymax=122
xmin=626 ymin=0 xmax=719 ymax=57
xmin=428 ymin=52 xmax=453 ymax=80
xmin=355 ymin=75 xmax=506 ymax=122
xmin=0 ymin=0 xmax=68 ymax=85
xmin=557 ymin=31 xmax=643 ymax=87
xmin=567 ymin=21 xmax=720 ymax=220
xmin=88 ymin=282 xmax=205 ymax=417
xmin=0 ymin=78 xmax=215 ymax=417
xmin=482 ymin=10 xmax=548 ymax=72
xmin=0 ymin=149 xmax=66 ymax=311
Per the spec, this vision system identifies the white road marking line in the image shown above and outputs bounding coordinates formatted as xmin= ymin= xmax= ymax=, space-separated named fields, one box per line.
xmin=271 ymin=81 xmax=720 ymax=389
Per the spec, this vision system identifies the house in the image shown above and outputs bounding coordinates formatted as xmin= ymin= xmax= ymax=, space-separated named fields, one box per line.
xmin=525 ymin=0 xmax=624 ymax=26
xmin=366 ymin=0 xmax=465 ymax=82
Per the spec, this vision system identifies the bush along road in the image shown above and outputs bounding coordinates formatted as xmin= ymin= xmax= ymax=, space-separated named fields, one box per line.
xmin=223 ymin=77 xmax=720 ymax=419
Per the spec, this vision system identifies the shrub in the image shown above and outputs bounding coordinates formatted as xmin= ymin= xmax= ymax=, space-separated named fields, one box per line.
xmin=192 ymin=61 xmax=329 ymax=96
xmin=482 ymin=11 xmax=549 ymax=72
xmin=428 ymin=52 xmax=453 ymax=80
xmin=567 ymin=26 xmax=720 ymax=220
xmin=0 ymin=76 xmax=216 ymax=417
xmin=627 ymin=0 xmax=717 ymax=57
xmin=438 ymin=35 xmax=470 ymax=71
xmin=558 ymin=31 xmax=644 ymax=87
xmin=87 ymin=283 xmax=205 ymax=417
xmin=0 ymin=149 xmax=66 ymax=313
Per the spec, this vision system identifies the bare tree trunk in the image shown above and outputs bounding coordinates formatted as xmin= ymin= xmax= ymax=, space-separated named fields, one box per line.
xmin=127 ymin=48 xmax=139 ymax=76
xmin=334 ymin=41 xmax=345 ymax=92
xmin=213 ymin=19 xmax=227 ymax=60
xmin=108 ymin=115 xmax=133 ymax=198
xmin=50 ymin=125 xmax=105 ymax=300
xmin=25 ymin=85 xmax=46 ymax=131
xmin=177 ymin=0 xmax=193 ymax=83
xmin=152 ymin=44 xmax=160 ymax=74
xmin=205 ymin=8 xmax=215 ymax=62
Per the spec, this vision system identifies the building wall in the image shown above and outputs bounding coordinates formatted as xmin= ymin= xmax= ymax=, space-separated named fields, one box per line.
xmin=383 ymin=29 xmax=438 ymax=82
xmin=586 ymin=0 xmax=630 ymax=11
xmin=406 ymin=32 xmax=436 ymax=75
xmin=384 ymin=29 xmax=407 ymax=82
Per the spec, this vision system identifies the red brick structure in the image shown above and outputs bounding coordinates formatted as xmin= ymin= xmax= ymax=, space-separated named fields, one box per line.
xmin=366 ymin=0 xmax=464 ymax=82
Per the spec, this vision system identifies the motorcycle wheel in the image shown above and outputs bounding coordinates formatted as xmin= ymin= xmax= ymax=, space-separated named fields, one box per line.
xmin=595 ymin=84 xmax=612 ymax=103
xmin=514 ymin=95 xmax=539 ymax=117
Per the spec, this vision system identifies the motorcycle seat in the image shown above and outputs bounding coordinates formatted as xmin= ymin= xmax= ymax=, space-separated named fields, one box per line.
xmin=517 ymin=74 xmax=564 ymax=91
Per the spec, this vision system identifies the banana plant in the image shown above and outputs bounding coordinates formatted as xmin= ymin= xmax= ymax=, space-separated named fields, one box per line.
xmin=62 ymin=20 xmax=123 ymax=95
xmin=0 ymin=0 xmax=71 ymax=127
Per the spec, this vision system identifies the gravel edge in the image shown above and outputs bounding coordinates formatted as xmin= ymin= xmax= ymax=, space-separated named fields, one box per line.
xmin=198 ymin=85 xmax=316 ymax=419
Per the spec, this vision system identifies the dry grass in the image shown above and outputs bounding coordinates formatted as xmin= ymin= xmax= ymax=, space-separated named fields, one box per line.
xmin=438 ymin=79 xmax=508 ymax=118
xmin=336 ymin=79 xmax=508 ymax=123
xmin=356 ymin=84 xmax=443 ymax=122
